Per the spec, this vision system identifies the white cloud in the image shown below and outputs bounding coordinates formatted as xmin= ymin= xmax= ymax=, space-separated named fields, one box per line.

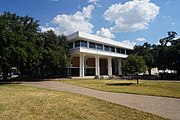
xmin=88 ymin=0 xmax=98 ymax=3
xmin=40 ymin=26 xmax=63 ymax=35
xmin=171 ymin=22 xmax=175 ymax=25
xmin=103 ymin=0 xmax=160 ymax=32
xmin=162 ymin=15 xmax=170 ymax=19
xmin=40 ymin=26 xmax=55 ymax=32
xmin=41 ymin=5 xmax=94 ymax=35
xmin=121 ymin=40 xmax=136 ymax=47
xmin=51 ymin=0 xmax=58 ymax=2
xmin=136 ymin=37 xmax=146 ymax=42
xmin=165 ymin=1 xmax=170 ymax=4
xmin=88 ymin=0 xmax=101 ymax=7
xmin=96 ymin=28 xmax=115 ymax=38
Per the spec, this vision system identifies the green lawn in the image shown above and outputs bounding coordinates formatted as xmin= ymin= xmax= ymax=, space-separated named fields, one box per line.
xmin=0 ymin=84 xmax=166 ymax=120
xmin=59 ymin=79 xmax=180 ymax=98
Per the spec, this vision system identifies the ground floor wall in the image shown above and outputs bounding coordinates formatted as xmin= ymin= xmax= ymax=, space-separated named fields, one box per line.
xmin=68 ymin=53 xmax=123 ymax=77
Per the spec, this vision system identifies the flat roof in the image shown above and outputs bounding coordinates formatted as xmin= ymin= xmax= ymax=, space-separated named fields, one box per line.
xmin=67 ymin=31 xmax=133 ymax=50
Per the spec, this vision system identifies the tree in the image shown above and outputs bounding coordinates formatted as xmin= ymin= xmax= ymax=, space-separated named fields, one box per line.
xmin=166 ymin=44 xmax=180 ymax=79
xmin=156 ymin=31 xmax=180 ymax=78
xmin=0 ymin=66 xmax=2 ymax=75
xmin=122 ymin=54 xmax=147 ymax=84
xmin=0 ymin=12 xmax=41 ymax=80
xmin=128 ymin=31 xmax=179 ymax=79
xmin=0 ymin=12 xmax=35 ymax=80
xmin=133 ymin=42 xmax=155 ymax=75
xmin=36 ymin=30 xmax=70 ymax=78
xmin=0 ymin=12 xmax=70 ymax=80
xmin=159 ymin=31 xmax=177 ymax=46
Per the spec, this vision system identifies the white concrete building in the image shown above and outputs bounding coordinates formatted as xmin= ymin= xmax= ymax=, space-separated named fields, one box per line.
xmin=67 ymin=31 xmax=133 ymax=78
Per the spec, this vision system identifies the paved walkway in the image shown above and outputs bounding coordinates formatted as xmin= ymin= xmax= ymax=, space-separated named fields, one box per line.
xmin=22 ymin=81 xmax=180 ymax=120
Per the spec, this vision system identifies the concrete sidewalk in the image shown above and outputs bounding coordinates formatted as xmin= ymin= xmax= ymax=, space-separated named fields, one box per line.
xmin=22 ymin=81 xmax=180 ymax=120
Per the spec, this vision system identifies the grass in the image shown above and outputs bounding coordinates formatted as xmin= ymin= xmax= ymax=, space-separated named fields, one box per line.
xmin=0 ymin=84 xmax=166 ymax=120
xmin=59 ymin=79 xmax=180 ymax=98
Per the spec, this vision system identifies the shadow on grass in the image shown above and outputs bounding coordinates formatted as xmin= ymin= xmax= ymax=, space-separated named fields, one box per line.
xmin=0 ymin=82 xmax=21 ymax=85
xmin=106 ymin=83 xmax=134 ymax=86
xmin=0 ymin=77 xmax=57 ymax=85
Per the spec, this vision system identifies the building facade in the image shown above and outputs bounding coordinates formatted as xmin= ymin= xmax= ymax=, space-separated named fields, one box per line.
xmin=67 ymin=31 xmax=133 ymax=78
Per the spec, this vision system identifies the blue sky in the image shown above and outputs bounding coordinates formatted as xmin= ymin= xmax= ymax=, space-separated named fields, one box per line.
xmin=0 ymin=0 xmax=179 ymax=46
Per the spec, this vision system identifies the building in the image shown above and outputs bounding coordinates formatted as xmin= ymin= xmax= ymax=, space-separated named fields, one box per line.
xmin=67 ymin=31 xmax=133 ymax=78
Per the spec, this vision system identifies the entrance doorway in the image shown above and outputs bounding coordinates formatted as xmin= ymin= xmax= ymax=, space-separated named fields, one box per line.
xmin=100 ymin=58 xmax=108 ymax=75
xmin=112 ymin=58 xmax=118 ymax=75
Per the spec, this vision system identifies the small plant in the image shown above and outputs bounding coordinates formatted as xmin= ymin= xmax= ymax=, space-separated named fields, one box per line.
xmin=100 ymin=76 xmax=104 ymax=79
xmin=108 ymin=75 xmax=113 ymax=79
xmin=95 ymin=75 xmax=100 ymax=79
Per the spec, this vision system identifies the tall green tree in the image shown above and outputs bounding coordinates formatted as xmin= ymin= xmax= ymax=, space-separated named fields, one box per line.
xmin=39 ymin=30 xmax=70 ymax=77
xmin=151 ymin=31 xmax=180 ymax=79
xmin=0 ymin=12 xmax=70 ymax=80
xmin=133 ymin=42 xmax=155 ymax=75
xmin=157 ymin=31 xmax=180 ymax=78
xmin=122 ymin=54 xmax=147 ymax=84
xmin=127 ymin=31 xmax=179 ymax=79
xmin=0 ymin=12 xmax=40 ymax=80
xmin=166 ymin=44 xmax=180 ymax=78
xmin=159 ymin=31 xmax=177 ymax=46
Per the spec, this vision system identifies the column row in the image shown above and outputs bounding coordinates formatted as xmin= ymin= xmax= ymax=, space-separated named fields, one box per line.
xmin=79 ymin=54 xmax=122 ymax=77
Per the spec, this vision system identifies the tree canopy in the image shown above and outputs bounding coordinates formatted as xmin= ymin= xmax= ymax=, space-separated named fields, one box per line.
xmin=159 ymin=31 xmax=177 ymax=46
xmin=133 ymin=42 xmax=155 ymax=75
xmin=132 ymin=31 xmax=180 ymax=79
xmin=0 ymin=12 xmax=69 ymax=80
xmin=122 ymin=54 xmax=147 ymax=83
xmin=122 ymin=54 xmax=147 ymax=75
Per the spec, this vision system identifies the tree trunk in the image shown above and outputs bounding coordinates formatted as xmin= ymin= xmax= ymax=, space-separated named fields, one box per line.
xmin=2 ymin=67 xmax=8 ymax=81
xmin=137 ymin=79 xmax=139 ymax=84
xmin=128 ymin=74 xmax=131 ymax=80
xmin=136 ymin=73 xmax=139 ymax=84
xmin=177 ymin=69 xmax=180 ymax=80
xmin=148 ymin=67 xmax=151 ymax=76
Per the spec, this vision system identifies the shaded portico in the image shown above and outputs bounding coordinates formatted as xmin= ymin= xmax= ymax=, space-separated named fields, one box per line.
xmin=69 ymin=54 xmax=122 ymax=77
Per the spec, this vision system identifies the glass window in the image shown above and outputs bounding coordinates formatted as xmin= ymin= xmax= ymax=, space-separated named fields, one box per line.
xmin=75 ymin=40 xmax=80 ymax=47
xmin=80 ymin=40 xmax=87 ymax=47
xmin=104 ymin=45 xmax=109 ymax=51
xmin=116 ymin=48 xmax=121 ymax=53
xmin=110 ymin=47 xmax=115 ymax=52
xmin=68 ymin=42 xmax=73 ymax=49
xmin=89 ymin=42 xmax=96 ymax=48
xmin=96 ymin=44 xmax=103 ymax=50
xmin=121 ymin=49 xmax=125 ymax=54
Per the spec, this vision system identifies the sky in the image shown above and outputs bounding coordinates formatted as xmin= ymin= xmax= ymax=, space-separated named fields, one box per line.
xmin=0 ymin=0 xmax=179 ymax=46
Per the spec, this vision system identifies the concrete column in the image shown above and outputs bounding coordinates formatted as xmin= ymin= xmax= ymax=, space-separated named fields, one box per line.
xmin=87 ymin=41 xmax=89 ymax=48
xmin=79 ymin=54 xmax=85 ymax=77
xmin=118 ymin=58 xmax=122 ymax=75
xmin=108 ymin=57 xmax=112 ymax=76
xmin=73 ymin=41 xmax=75 ymax=49
xmin=114 ymin=59 xmax=118 ymax=75
xmin=95 ymin=56 xmax=100 ymax=76
xmin=67 ymin=56 xmax=72 ymax=76
xmin=84 ymin=57 xmax=87 ymax=76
